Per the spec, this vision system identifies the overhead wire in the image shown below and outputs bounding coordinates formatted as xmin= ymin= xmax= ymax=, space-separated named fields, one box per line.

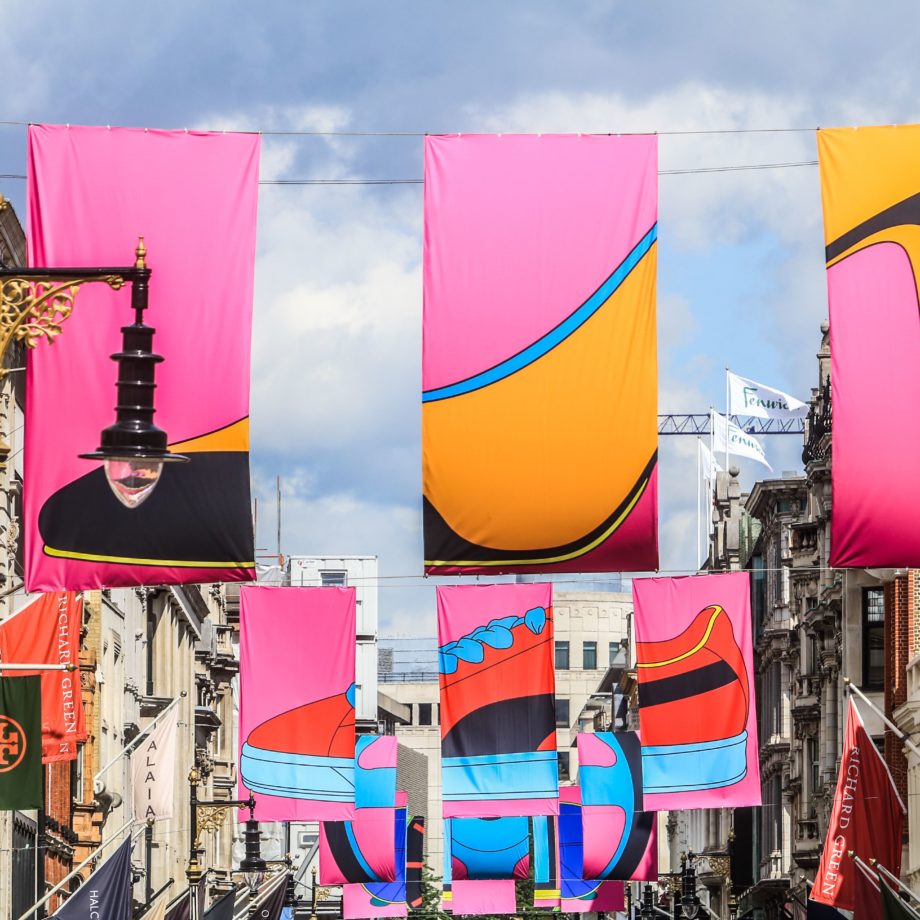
xmin=0 ymin=159 xmax=820 ymax=188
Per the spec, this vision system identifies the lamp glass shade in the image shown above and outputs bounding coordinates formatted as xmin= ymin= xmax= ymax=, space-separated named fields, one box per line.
xmin=103 ymin=458 xmax=163 ymax=508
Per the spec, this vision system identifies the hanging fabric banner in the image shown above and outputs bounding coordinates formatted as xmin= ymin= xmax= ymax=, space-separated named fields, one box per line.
xmin=405 ymin=816 xmax=425 ymax=909
xmin=319 ymin=796 xmax=405 ymax=885
xmin=817 ymin=125 xmax=920 ymax=566
xmin=342 ymin=796 xmax=410 ymax=919
xmin=532 ymin=815 xmax=560 ymax=909
xmin=0 ymin=673 xmax=43 ymax=810
xmin=0 ymin=592 xmax=85 ymax=762
xmin=449 ymin=881 xmax=517 ymax=916
xmin=448 ymin=816 xmax=530 ymax=880
xmin=557 ymin=786 xmax=626 ymax=914
xmin=437 ymin=583 xmax=557 ymax=817
xmin=422 ymin=134 xmax=659 ymax=574
xmin=25 ymin=125 xmax=259 ymax=591
xmin=132 ymin=707 xmax=178 ymax=821
xmin=356 ymin=735 xmax=398 ymax=809
xmin=811 ymin=698 xmax=904 ymax=912
xmin=577 ymin=732 xmax=657 ymax=881
xmin=239 ymin=586 xmax=356 ymax=821
xmin=51 ymin=837 xmax=134 ymax=920
xmin=633 ymin=573 xmax=761 ymax=810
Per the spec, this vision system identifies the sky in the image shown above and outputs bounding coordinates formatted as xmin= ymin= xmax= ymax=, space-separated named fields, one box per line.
xmin=1 ymin=2 xmax=917 ymax=633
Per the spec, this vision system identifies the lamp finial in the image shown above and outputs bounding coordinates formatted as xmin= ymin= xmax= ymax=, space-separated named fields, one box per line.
xmin=135 ymin=237 xmax=147 ymax=270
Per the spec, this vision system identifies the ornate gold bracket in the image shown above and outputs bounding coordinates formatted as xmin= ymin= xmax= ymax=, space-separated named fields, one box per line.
xmin=192 ymin=803 xmax=233 ymax=850
xmin=0 ymin=274 xmax=126 ymax=373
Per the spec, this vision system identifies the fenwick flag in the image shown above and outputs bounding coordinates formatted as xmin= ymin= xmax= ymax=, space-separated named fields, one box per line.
xmin=0 ymin=674 xmax=43 ymax=810
xmin=131 ymin=706 xmax=177 ymax=820
xmin=811 ymin=698 xmax=904 ymax=912
xmin=727 ymin=371 xmax=808 ymax=419
xmin=52 ymin=837 xmax=133 ymax=919
xmin=0 ymin=592 xmax=86 ymax=762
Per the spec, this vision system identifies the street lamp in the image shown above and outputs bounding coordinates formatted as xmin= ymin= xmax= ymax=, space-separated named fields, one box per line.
xmin=681 ymin=851 xmax=702 ymax=920
xmin=640 ymin=882 xmax=656 ymax=919
xmin=239 ymin=801 xmax=267 ymax=911
xmin=0 ymin=203 xmax=187 ymax=508
xmin=185 ymin=768 xmax=259 ymax=920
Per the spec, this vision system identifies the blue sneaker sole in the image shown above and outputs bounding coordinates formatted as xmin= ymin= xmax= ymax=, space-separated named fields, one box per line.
xmin=240 ymin=742 xmax=355 ymax=800
xmin=641 ymin=729 xmax=748 ymax=794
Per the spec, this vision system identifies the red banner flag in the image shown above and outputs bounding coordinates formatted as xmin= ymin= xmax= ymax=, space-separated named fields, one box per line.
xmin=0 ymin=593 xmax=85 ymax=762
xmin=811 ymin=698 xmax=904 ymax=912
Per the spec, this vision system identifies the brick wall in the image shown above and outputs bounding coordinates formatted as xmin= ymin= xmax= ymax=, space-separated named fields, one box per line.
xmin=884 ymin=575 xmax=910 ymax=805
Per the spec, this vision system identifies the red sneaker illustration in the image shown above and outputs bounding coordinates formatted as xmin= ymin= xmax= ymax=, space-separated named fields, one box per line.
xmin=439 ymin=608 xmax=557 ymax=806
xmin=636 ymin=605 xmax=749 ymax=793
xmin=240 ymin=683 xmax=356 ymax=802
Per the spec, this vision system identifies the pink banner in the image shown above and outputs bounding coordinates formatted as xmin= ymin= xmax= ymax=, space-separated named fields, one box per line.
xmin=423 ymin=134 xmax=658 ymax=575
xmin=817 ymin=126 xmax=920 ymax=566
xmin=343 ymin=884 xmax=408 ymax=920
xmin=633 ymin=573 xmax=761 ymax=810
xmin=25 ymin=125 xmax=259 ymax=591
xmin=577 ymin=732 xmax=658 ymax=881
xmin=449 ymin=881 xmax=516 ymax=915
xmin=239 ymin=586 xmax=356 ymax=821
xmin=438 ymin=583 xmax=557 ymax=817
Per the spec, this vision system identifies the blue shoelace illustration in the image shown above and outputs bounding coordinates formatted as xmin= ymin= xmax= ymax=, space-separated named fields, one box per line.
xmin=439 ymin=606 xmax=547 ymax=675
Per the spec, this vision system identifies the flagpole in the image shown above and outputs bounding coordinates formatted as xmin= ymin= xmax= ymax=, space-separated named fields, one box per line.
xmin=724 ymin=367 xmax=731 ymax=472
xmin=13 ymin=819 xmax=141 ymax=920
xmin=849 ymin=851 xmax=881 ymax=891
xmin=94 ymin=691 xmax=186 ymax=784
xmin=844 ymin=677 xmax=920 ymax=759
xmin=873 ymin=857 xmax=920 ymax=905
xmin=0 ymin=662 xmax=78 ymax=672
xmin=696 ymin=437 xmax=702 ymax=568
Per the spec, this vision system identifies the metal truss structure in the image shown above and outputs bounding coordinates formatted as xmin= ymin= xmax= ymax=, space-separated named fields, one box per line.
xmin=657 ymin=414 xmax=805 ymax=435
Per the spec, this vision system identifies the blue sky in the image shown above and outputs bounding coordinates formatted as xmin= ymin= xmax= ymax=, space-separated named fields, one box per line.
xmin=1 ymin=2 xmax=916 ymax=631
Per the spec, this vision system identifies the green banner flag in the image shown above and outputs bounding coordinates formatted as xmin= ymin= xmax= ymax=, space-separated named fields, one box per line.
xmin=0 ymin=675 xmax=43 ymax=810
xmin=882 ymin=879 xmax=920 ymax=919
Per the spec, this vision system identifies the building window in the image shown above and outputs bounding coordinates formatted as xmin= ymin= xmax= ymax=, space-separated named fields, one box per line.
xmin=555 ymin=698 xmax=570 ymax=726
xmin=608 ymin=641 xmax=620 ymax=667
xmin=320 ymin=570 xmax=347 ymax=587
xmin=418 ymin=703 xmax=433 ymax=726
xmin=807 ymin=736 xmax=819 ymax=817
xmin=583 ymin=641 xmax=597 ymax=670
xmin=558 ymin=751 xmax=570 ymax=780
xmin=555 ymin=641 xmax=570 ymax=670
xmin=863 ymin=587 xmax=885 ymax=690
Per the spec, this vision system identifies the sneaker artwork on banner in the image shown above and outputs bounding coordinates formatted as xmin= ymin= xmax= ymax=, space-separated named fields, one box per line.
xmin=239 ymin=586 xmax=357 ymax=821
xmin=632 ymin=573 xmax=762 ymax=811
xmin=437 ymin=583 xmax=558 ymax=817
xmin=577 ymin=732 xmax=657 ymax=881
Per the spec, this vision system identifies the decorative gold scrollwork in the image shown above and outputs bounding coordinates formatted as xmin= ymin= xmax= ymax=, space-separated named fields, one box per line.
xmin=706 ymin=855 xmax=731 ymax=878
xmin=0 ymin=274 xmax=125 ymax=373
xmin=194 ymin=804 xmax=232 ymax=849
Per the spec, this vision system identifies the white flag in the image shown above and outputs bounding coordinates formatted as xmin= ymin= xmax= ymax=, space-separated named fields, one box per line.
xmin=728 ymin=371 xmax=808 ymax=419
xmin=132 ymin=707 xmax=177 ymax=821
xmin=712 ymin=412 xmax=772 ymax=470
xmin=699 ymin=440 xmax=722 ymax=481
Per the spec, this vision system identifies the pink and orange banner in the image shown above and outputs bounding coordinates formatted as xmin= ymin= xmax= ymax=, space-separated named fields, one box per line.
xmin=817 ymin=126 xmax=920 ymax=566
xmin=633 ymin=573 xmax=761 ymax=811
xmin=239 ymin=586 xmax=356 ymax=821
xmin=25 ymin=125 xmax=259 ymax=591
xmin=437 ymin=583 xmax=557 ymax=817
xmin=422 ymin=134 xmax=658 ymax=575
